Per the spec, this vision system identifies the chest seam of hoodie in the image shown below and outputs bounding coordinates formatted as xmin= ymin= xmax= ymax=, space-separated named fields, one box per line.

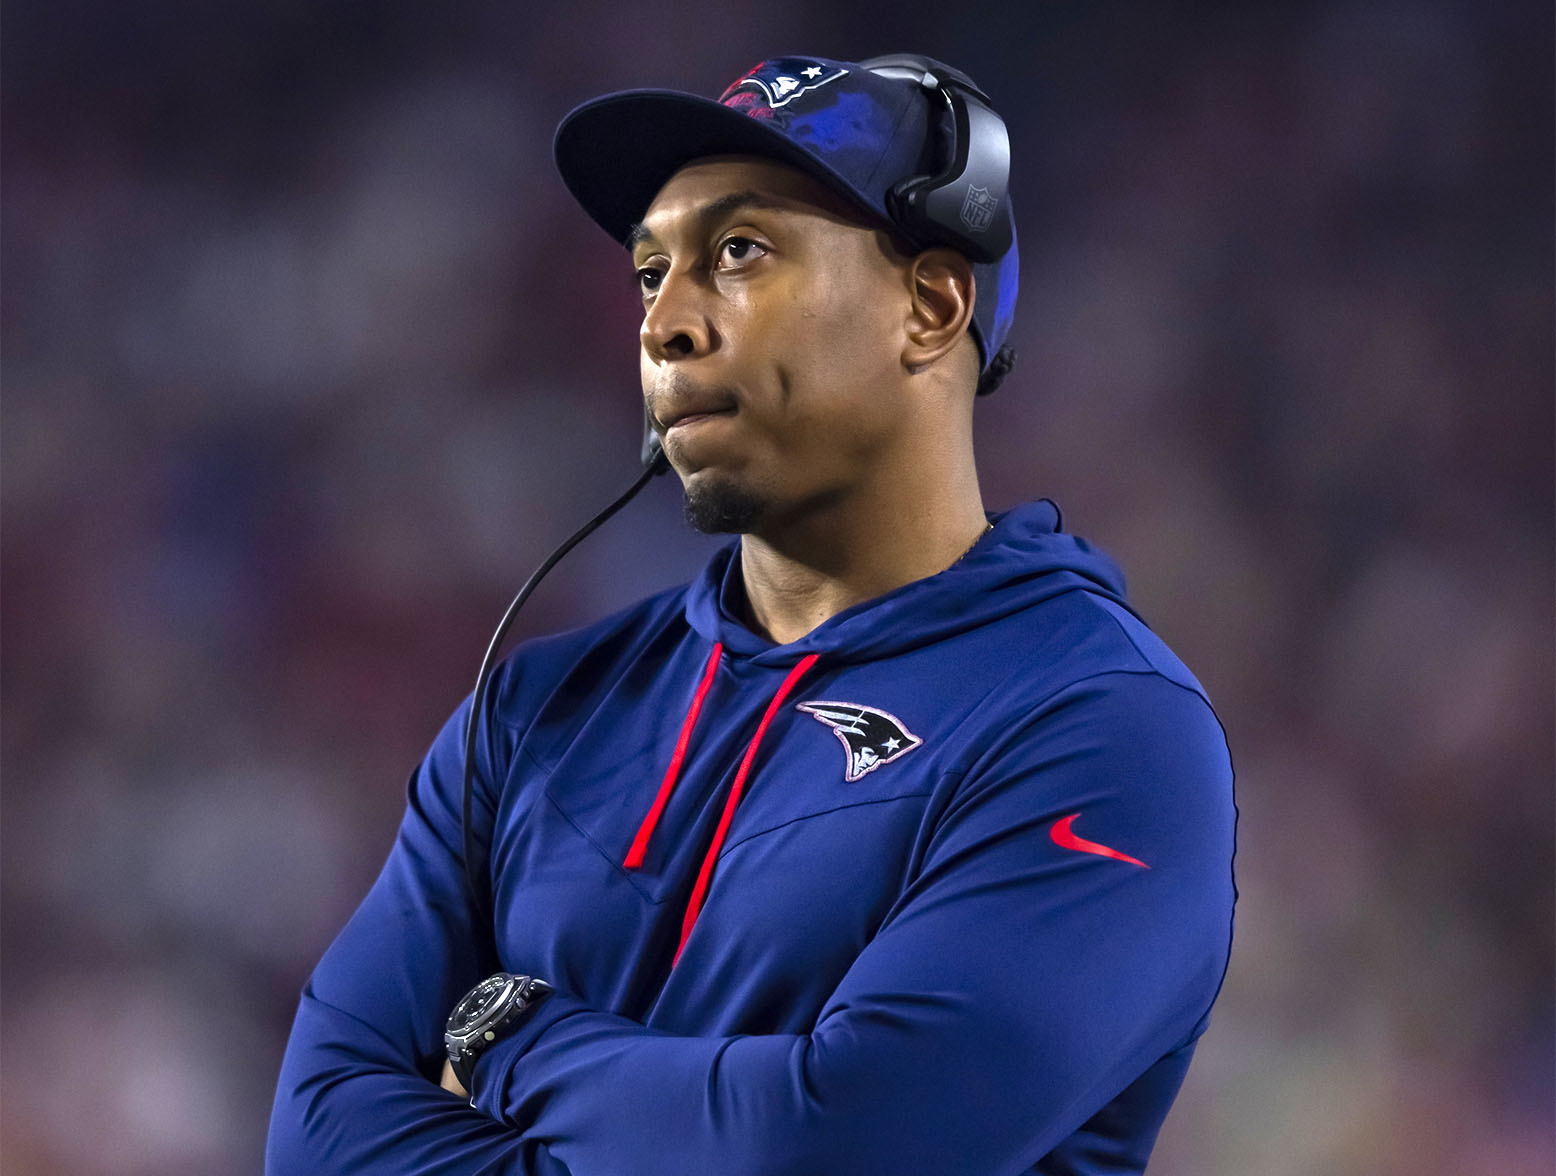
xmin=536 ymin=787 xmax=669 ymax=905
xmin=715 ymin=790 xmax=937 ymax=859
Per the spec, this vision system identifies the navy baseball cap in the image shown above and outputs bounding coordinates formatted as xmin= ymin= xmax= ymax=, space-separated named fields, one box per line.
xmin=553 ymin=54 xmax=1019 ymax=390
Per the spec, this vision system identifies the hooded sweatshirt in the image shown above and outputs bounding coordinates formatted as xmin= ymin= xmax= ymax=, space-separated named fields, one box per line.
xmin=267 ymin=500 xmax=1237 ymax=1176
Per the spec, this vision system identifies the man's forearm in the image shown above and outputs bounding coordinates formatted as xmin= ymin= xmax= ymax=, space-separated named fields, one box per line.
xmin=266 ymin=986 xmax=581 ymax=1176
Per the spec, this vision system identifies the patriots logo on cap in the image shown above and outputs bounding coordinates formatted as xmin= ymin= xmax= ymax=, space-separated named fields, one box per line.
xmin=721 ymin=58 xmax=848 ymax=110
xmin=796 ymin=700 xmax=923 ymax=782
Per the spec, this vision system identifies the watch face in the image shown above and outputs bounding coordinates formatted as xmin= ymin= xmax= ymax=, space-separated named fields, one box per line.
xmin=449 ymin=974 xmax=513 ymax=1036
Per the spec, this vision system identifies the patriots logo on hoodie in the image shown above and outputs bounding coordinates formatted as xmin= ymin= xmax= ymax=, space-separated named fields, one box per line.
xmin=796 ymin=701 xmax=923 ymax=782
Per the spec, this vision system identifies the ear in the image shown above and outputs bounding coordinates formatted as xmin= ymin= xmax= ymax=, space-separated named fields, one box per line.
xmin=902 ymin=248 xmax=976 ymax=373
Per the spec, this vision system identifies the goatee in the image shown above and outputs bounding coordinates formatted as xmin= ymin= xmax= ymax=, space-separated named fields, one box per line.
xmin=683 ymin=479 xmax=767 ymax=534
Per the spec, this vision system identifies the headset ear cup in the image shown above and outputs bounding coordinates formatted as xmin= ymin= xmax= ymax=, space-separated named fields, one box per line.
xmin=916 ymin=90 xmax=1011 ymax=263
xmin=864 ymin=60 xmax=1013 ymax=264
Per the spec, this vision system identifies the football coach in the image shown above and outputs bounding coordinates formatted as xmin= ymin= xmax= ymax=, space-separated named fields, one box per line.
xmin=266 ymin=52 xmax=1237 ymax=1176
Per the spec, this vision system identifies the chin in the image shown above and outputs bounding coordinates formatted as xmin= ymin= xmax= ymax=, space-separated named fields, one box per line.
xmin=681 ymin=473 xmax=770 ymax=535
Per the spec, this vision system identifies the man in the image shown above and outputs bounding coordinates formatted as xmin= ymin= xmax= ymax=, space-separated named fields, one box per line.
xmin=267 ymin=54 xmax=1236 ymax=1175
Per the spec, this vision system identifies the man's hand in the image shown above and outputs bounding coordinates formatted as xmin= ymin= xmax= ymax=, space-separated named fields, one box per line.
xmin=440 ymin=1059 xmax=468 ymax=1099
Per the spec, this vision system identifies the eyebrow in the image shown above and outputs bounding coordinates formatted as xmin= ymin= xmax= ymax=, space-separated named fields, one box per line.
xmin=626 ymin=190 xmax=793 ymax=253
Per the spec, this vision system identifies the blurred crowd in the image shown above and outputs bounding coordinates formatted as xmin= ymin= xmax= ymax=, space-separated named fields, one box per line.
xmin=2 ymin=2 xmax=1551 ymax=1173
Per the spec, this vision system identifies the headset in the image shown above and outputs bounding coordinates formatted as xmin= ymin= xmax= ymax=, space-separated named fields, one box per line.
xmin=859 ymin=53 xmax=1013 ymax=265
xmin=465 ymin=55 xmax=1012 ymax=922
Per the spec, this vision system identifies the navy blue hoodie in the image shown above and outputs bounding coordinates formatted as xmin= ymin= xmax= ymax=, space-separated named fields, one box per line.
xmin=267 ymin=500 xmax=1236 ymax=1175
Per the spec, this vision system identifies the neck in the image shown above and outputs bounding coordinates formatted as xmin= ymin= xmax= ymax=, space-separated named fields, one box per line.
xmin=736 ymin=453 xmax=987 ymax=647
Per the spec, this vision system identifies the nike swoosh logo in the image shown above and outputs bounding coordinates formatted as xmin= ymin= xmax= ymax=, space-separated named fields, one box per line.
xmin=1049 ymin=813 xmax=1149 ymax=869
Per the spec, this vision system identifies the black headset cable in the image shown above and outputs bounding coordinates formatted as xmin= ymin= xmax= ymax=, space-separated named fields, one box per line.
xmin=461 ymin=448 xmax=669 ymax=926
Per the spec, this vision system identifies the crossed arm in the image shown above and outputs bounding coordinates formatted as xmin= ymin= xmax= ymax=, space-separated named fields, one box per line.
xmin=266 ymin=671 xmax=1234 ymax=1176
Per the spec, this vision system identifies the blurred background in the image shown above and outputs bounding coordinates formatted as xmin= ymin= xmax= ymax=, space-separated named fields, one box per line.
xmin=2 ymin=1 xmax=1551 ymax=1172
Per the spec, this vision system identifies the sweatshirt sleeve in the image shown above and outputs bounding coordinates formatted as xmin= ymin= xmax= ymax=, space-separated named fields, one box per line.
xmin=265 ymin=689 xmax=569 ymax=1176
xmin=468 ymin=669 xmax=1237 ymax=1176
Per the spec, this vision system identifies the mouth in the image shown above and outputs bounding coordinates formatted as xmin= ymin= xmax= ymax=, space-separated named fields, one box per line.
xmin=648 ymin=374 xmax=740 ymax=446
xmin=662 ymin=406 xmax=736 ymax=433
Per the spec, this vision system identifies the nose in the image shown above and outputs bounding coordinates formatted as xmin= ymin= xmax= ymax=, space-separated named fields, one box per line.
xmin=640 ymin=269 xmax=712 ymax=364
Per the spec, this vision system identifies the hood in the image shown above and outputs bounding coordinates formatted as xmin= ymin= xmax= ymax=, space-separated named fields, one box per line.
xmin=684 ymin=500 xmax=1130 ymax=666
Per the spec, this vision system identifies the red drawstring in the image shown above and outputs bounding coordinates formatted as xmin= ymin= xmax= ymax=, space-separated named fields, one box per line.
xmin=675 ymin=653 xmax=819 ymax=964
xmin=623 ymin=643 xmax=723 ymax=870
xmin=620 ymin=644 xmax=819 ymax=966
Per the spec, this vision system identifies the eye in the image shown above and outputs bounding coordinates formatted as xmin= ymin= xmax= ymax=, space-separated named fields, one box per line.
xmin=634 ymin=265 xmax=665 ymax=296
xmin=717 ymin=236 xmax=767 ymax=268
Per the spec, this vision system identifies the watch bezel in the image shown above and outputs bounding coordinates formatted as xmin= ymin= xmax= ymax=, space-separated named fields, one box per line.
xmin=447 ymin=974 xmax=525 ymax=1047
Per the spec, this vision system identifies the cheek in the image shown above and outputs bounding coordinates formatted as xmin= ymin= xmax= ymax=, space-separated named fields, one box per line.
xmin=750 ymin=356 xmax=896 ymax=491
xmin=765 ymin=275 xmax=899 ymax=398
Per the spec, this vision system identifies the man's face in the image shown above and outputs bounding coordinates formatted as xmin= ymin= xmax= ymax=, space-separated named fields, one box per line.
xmin=631 ymin=156 xmax=915 ymax=535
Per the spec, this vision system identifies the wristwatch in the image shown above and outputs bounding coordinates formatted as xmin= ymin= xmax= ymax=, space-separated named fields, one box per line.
xmin=444 ymin=973 xmax=554 ymax=1095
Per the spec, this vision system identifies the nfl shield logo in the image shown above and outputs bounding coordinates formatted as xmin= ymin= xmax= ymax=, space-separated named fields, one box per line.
xmin=960 ymin=185 xmax=998 ymax=233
